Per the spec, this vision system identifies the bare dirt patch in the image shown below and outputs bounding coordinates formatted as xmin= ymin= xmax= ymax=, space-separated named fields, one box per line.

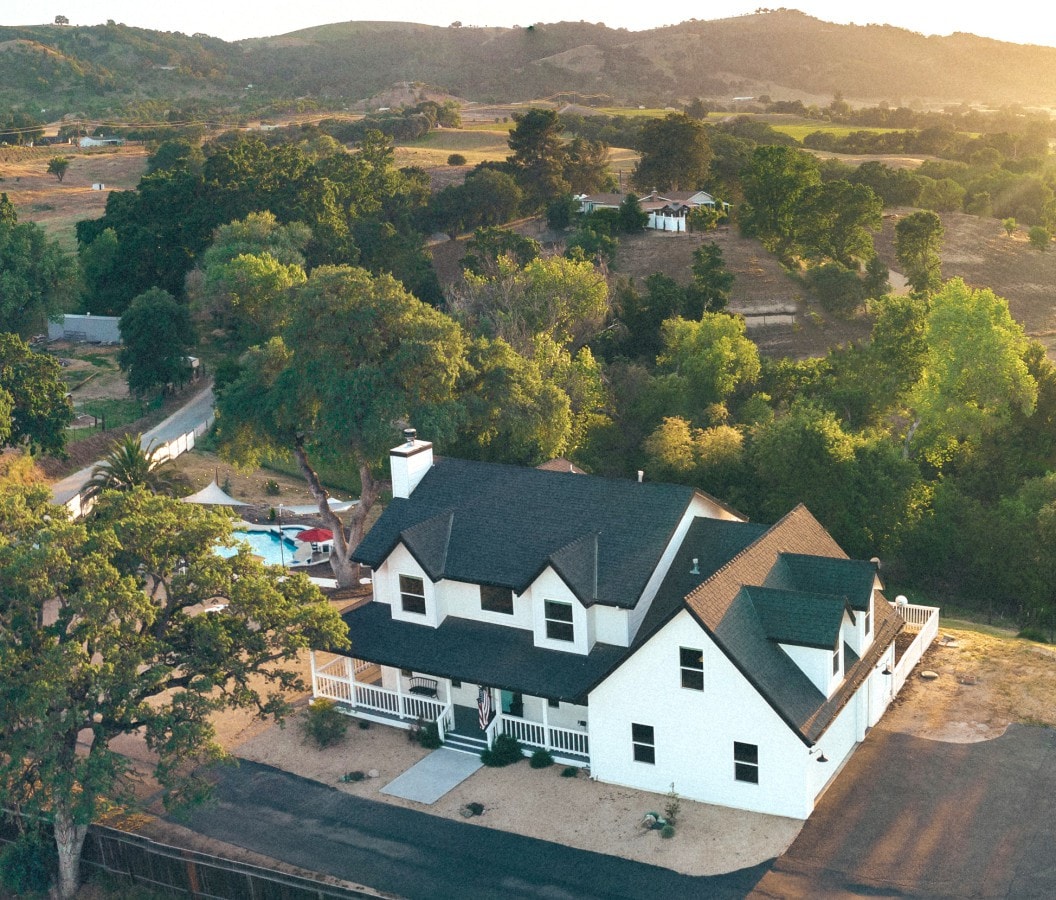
xmin=882 ymin=624 xmax=1056 ymax=743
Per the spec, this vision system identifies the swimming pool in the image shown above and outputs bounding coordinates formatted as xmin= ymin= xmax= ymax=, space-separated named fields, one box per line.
xmin=216 ymin=526 xmax=308 ymax=567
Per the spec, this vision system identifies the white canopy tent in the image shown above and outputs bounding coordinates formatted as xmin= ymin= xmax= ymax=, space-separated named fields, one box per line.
xmin=281 ymin=499 xmax=358 ymax=515
xmin=181 ymin=480 xmax=248 ymax=507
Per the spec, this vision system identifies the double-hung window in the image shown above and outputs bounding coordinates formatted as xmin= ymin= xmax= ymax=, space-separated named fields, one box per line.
xmin=832 ymin=645 xmax=841 ymax=676
xmin=734 ymin=742 xmax=759 ymax=783
xmin=680 ymin=647 xmax=704 ymax=690
xmin=544 ymin=600 xmax=574 ymax=642
xmin=399 ymin=575 xmax=426 ymax=615
xmin=632 ymin=723 xmax=655 ymax=764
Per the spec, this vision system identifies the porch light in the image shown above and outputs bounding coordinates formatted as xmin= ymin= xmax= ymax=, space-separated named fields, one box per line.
xmin=809 ymin=746 xmax=828 ymax=763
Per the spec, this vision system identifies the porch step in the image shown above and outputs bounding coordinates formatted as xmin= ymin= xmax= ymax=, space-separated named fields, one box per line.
xmin=444 ymin=733 xmax=487 ymax=756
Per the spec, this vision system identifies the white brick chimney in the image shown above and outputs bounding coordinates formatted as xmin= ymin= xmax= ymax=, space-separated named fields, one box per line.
xmin=390 ymin=428 xmax=433 ymax=499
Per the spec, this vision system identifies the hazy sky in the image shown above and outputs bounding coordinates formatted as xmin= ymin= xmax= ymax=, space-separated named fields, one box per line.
xmin=2 ymin=1 xmax=1052 ymax=48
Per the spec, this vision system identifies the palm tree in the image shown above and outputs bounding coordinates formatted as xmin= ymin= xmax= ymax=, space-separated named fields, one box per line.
xmin=84 ymin=434 xmax=176 ymax=499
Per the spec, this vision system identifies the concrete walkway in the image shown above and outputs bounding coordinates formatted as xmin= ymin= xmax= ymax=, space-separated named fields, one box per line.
xmin=381 ymin=747 xmax=483 ymax=804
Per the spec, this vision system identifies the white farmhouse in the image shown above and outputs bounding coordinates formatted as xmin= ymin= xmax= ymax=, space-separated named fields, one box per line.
xmin=312 ymin=431 xmax=938 ymax=819
xmin=577 ymin=189 xmax=727 ymax=232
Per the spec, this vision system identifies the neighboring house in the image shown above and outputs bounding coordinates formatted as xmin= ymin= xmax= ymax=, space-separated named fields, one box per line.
xmin=79 ymin=136 xmax=125 ymax=148
xmin=312 ymin=431 xmax=938 ymax=819
xmin=576 ymin=189 xmax=727 ymax=232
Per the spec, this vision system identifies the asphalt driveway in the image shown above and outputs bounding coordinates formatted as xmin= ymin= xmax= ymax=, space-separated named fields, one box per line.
xmin=752 ymin=723 xmax=1056 ymax=898
xmin=176 ymin=760 xmax=771 ymax=900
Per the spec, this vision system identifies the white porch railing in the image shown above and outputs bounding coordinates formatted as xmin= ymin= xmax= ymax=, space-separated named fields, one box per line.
xmin=891 ymin=602 xmax=940 ymax=693
xmin=311 ymin=655 xmax=448 ymax=728
xmin=500 ymin=713 xmax=589 ymax=759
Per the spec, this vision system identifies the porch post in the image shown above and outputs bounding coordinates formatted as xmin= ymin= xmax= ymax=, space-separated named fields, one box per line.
xmin=541 ymin=700 xmax=551 ymax=752
xmin=309 ymin=650 xmax=318 ymax=698
xmin=395 ymin=674 xmax=406 ymax=721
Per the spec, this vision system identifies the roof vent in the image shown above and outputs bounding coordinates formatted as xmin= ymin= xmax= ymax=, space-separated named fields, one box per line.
xmin=403 ymin=427 xmax=417 ymax=446
xmin=690 ymin=557 xmax=700 ymax=575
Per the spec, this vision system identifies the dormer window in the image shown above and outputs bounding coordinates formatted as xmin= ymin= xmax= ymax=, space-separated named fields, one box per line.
xmin=399 ymin=575 xmax=426 ymax=615
xmin=481 ymin=584 xmax=514 ymax=615
xmin=832 ymin=645 xmax=841 ymax=676
xmin=864 ymin=608 xmax=871 ymax=636
xmin=544 ymin=600 xmax=574 ymax=642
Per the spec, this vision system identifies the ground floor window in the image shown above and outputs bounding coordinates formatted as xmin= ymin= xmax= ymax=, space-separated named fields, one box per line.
xmin=632 ymin=723 xmax=655 ymax=764
xmin=734 ymin=741 xmax=759 ymax=783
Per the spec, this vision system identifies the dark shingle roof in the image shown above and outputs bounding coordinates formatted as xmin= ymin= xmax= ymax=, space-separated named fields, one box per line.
xmin=342 ymin=602 xmax=624 ymax=703
xmin=680 ymin=505 xmax=904 ymax=744
xmin=354 ymin=457 xmax=706 ymax=608
xmin=744 ymin=586 xmax=852 ymax=650
xmin=771 ymin=554 xmax=877 ymax=611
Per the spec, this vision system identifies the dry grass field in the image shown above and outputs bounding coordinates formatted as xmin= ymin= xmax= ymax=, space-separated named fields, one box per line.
xmin=0 ymin=144 xmax=149 ymax=250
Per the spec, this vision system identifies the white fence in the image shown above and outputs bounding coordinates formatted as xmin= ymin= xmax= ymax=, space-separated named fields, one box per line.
xmin=500 ymin=713 xmax=589 ymax=760
xmin=892 ymin=602 xmax=941 ymax=694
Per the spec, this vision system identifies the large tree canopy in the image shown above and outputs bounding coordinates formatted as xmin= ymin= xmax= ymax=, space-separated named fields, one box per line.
xmin=217 ymin=265 xmax=470 ymax=586
xmin=0 ymin=332 xmax=73 ymax=455
xmin=0 ymin=484 xmax=348 ymax=899
xmin=118 ymin=288 xmax=197 ymax=397
xmin=632 ymin=113 xmax=713 ymax=193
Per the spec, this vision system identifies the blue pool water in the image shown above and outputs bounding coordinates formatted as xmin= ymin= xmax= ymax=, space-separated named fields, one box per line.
xmin=217 ymin=527 xmax=307 ymax=567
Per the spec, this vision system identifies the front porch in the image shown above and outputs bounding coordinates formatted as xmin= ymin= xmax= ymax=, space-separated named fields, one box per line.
xmin=310 ymin=653 xmax=590 ymax=766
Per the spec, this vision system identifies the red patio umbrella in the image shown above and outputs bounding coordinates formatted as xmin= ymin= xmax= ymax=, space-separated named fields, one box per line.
xmin=295 ymin=527 xmax=333 ymax=543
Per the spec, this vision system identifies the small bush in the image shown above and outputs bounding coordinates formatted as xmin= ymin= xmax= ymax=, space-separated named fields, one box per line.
xmin=264 ymin=478 xmax=281 ymax=496
xmin=561 ymin=766 xmax=578 ymax=778
xmin=481 ymin=733 xmax=524 ymax=767
xmin=1029 ymin=225 xmax=1051 ymax=250
xmin=529 ymin=748 xmax=554 ymax=769
xmin=663 ymin=782 xmax=681 ymax=825
xmin=0 ymin=831 xmax=55 ymax=895
xmin=301 ymin=699 xmax=349 ymax=748
xmin=418 ymin=721 xmax=442 ymax=749
xmin=357 ymin=719 xmax=371 ymax=729
xmin=341 ymin=770 xmax=366 ymax=783
xmin=466 ymin=802 xmax=485 ymax=816
xmin=1018 ymin=626 xmax=1050 ymax=643
xmin=660 ymin=824 xmax=676 ymax=839
xmin=447 ymin=153 xmax=467 ymax=166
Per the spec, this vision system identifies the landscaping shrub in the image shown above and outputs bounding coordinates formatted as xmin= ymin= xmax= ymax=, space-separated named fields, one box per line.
xmin=529 ymin=748 xmax=554 ymax=768
xmin=663 ymin=783 xmax=681 ymax=825
xmin=480 ymin=733 xmax=524 ymax=766
xmin=0 ymin=830 xmax=55 ymax=895
xmin=560 ymin=766 xmax=578 ymax=778
xmin=660 ymin=824 xmax=676 ymax=839
xmin=341 ymin=770 xmax=366 ymax=783
xmin=418 ymin=721 xmax=442 ymax=749
xmin=264 ymin=478 xmax=281 ymax=495
xmin=1029 ymin=225 xmax=1051 ymax=250
xmin=301 ymin=699 xmax=349 ymax=748
xmin=358 ymin=719 xmax=371 ymax=729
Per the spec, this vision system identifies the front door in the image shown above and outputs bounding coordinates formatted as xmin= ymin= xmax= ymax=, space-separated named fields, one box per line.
xmin=501 ymin=690 xmax=524 ymax=718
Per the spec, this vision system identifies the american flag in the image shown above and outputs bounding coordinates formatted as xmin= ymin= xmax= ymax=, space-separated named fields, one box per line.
xmin=477 ymin=686 xmax=493 ymax=730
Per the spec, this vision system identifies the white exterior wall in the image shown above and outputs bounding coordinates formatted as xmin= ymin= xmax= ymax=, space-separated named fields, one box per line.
xmin=806 ymin=687 xmax=860 ymax=799
xmin=868 ymin=642 xmax=896 ymax=728
xmin=626 ymin=495 xmax=742 ymax=643
xmin=444 ymin=580 xmax=533 ymax=630
xmin=591 ymin=605 xmax=630 ymax=646
xmin=781 ymin=643 xmax=835 ymax=696
xmin=526 ymin=567 xmax=591 ymax=655
xmin=378 ymin=544 xmax=441 ymax=628
xmin=589 ymin=611 xmax=815 ymax=819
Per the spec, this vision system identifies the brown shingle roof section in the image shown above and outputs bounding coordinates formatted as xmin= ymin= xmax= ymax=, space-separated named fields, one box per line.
xmin=683 ymin=504 xmax=903 ymax=744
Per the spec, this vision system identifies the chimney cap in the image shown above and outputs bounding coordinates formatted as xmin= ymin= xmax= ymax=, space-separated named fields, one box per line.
xmin=403 ymin=427 xmax=417 ymax=445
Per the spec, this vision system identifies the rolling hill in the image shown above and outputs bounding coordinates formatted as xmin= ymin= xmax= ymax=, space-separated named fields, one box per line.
xmin=4 ymin=10 xmax=1056 ymax=121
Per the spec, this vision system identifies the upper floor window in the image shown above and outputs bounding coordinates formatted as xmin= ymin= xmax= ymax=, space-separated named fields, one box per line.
xmin=680 ymin=647 xmax=704 ymax=690
xmin=544 ymin=600 xmax=574 ymax=642
xmin=399 ymin=574 xmax=426 ymax=615
xmin=832 ymin=645 xmax=841 ymax=676
xmin=481 ymin=584 xmax=514 ymax=615
xmin=864 ymin=608 xmax=871 ymax=635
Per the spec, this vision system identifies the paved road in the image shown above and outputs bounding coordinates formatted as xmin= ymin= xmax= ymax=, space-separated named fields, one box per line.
xmin=176 ymin=760 xmax=772 ymax=900
xmin=51 ymin=385 xmax=215 ymax=506
xmin=752 ymin=723 xmax=1056 ymax=898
